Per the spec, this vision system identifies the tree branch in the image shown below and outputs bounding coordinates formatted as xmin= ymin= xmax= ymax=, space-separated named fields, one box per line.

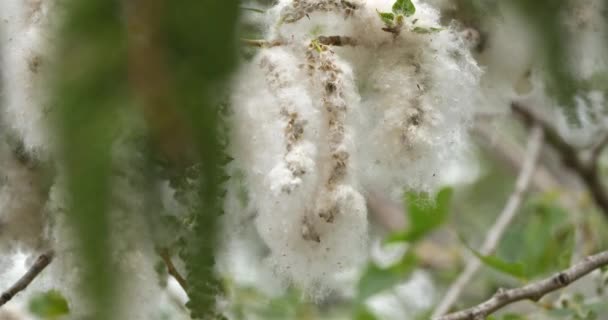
xmin=242 ymin=35 xmax=357 ymax=48
xmin=511 ymin=103 xmax=608 ymax=221
xmin=0 ymin=250 xmax=54 ymax=307
xmin=159 ymin=248 xmax=188 ymax=291
xmin=436 ymin=250 xmax=608 ymax=320
xmin=472 ymin=122 xmax=560 ymax=192
xmin=241 ymin=38 xmax=283 ymax=48
xmin=432 ymin=125 xmax=544 ymax=318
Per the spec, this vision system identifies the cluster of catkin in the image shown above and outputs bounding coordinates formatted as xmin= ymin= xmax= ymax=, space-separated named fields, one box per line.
xmin=229 ymin=0 xmax=481 ymax=297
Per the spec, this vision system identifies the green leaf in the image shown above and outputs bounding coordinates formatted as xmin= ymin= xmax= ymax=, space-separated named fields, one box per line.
xmin=392 ymin=0 xmax=416 ymax=17
xmin=463 ymin=240 xmax=527 ymax=280
xmin=388 ymin=187 xmax=453 ymax=243
xmin=497 ymin=198 xmax=575 ymax=278
xmin=412 ymin=26 xmax=443 ymax=34
xmin=376 ymin=10 xmax=395 ymax=26
xmin=357 ymin=251 xmax=417 ymax=301
xmin=510 ymin=0 xmax=578 ymax=120
xmin=29 ymin=290 xmax=70 ymax=319
xmin=462 ymin=196 xmax=575 ymax=281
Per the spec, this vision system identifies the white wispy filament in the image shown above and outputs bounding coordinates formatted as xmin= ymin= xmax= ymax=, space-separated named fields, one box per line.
xmin=228 ymin=0 xmax=481 ymax=298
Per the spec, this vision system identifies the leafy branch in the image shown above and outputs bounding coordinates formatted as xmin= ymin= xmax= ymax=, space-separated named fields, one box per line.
xmin=435 ymin=101 xmax=608 ymax=319
xmin=377 ymin=0 xmax=415 ymax=34
xmin=432 ymin=125 xmax=545 ymax=318
xmin=159 ymin=248 xmax=188 ymax=292
xmin=244 ymin=0 xmax=438 ymax=48
xmin=437 ymin=250 xmax=608 ymax=320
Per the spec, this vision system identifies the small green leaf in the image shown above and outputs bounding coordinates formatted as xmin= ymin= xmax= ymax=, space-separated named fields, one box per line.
xmin=388 ymin=187 xmax=453 ymax=243
xmin=392 ymin=0 xmax=416 ymax=17
xmin=376 ymin=10 xmax=395 ymax=26
xmin=497 ymin=198 xmax=575 ymax=278
xmin=412 ymin=26 xmax=443 ymax=34
xmin=29 ymin=290 xmax=70 ymax=318
xmin=472 ymin=250 xmax=527 ymax=279
xmin=357 ymin=251 xmax=417 ymax=301
xmin=310 ymin=39 xmax=324 ymax=52
xmin=461 ymin=236 xmax=527 ymax=279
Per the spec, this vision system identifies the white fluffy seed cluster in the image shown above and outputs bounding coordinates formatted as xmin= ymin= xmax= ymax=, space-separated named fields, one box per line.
xmin=229 ymin=0 xmax=481 ymax=297
xmin=0 ymin=140 xmax=47 ymax=253
xmin=280 ymin=0 xmax=361 ymax=23
xmin=0 ymin=0 xmax=55 ymax=157
xmin=232 ymin=44 xmax=368 ymax=296
xmin=0 ymin=0 xmax=54 ymax=256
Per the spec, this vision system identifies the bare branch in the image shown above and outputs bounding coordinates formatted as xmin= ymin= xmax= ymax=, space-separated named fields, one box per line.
xmin=242 ymin=35 xmax=357 ymax=48
xmin=432 ymin=125 xmax=544 ymax=318
xmin=512 ymin=103 xmax=608 ymax=221
xmin=436 ymin=250 xmax=608 ymax=320
xmin=0 ymin=250 xmax=54 ymax=307
xmin=159 ymin=248 xmax=188 ymax=292
xmin=317 ymin=35 xmax=357 ymax=46
xmin=241 ymin=38 xmax=283 ymax=48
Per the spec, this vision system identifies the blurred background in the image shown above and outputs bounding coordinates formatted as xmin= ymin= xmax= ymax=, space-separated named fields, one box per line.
xmin=0 ymin=0 xmax=607 ymax=320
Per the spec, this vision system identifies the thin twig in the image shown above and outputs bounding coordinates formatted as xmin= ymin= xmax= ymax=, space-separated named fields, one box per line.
xmin=436 ymin=250 xmax=608 ymax=320
xmin=241 ymin=38 xmax=284 ymax=48
xmin=242 ymin=35 xmax=357 ymax=48
xmin=0 ymin=250 xmax=54 ymax=307
xmin=240 ymin=7 xmax=265 ymax=14
xmin=431 ymin=125 xmax=544 ymax=318
xmin=159 ymin=248 xmax=188 ymax=291
xmin=512 ymin=103 xmax=608 ymax=221
xmin=472 ymin=122 xmax=559 ymax=192
xmin=317 ymin=35 xmax=357 ymax=46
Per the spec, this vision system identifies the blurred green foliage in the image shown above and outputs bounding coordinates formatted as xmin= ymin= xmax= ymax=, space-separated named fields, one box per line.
xmin=161 ymin=0 xmax=240 ymax=317
xmin=357 ymin=251 xmax=418 ymax=303
xmin=389 ymin=187 xmax=453 ymax=243
xmin=460 ymin=197 xmax=574 ymax=281
xmin=52 ymin=0 xmax=239 ymax=319
xmin=28 ymin=290 xmax=70 ymax=319
xmin=510 ymin=0 xmax=578 ymax=117
xmin=465 ymin=244 xmax=527 ymax=280
xmin=495 ymin=197 xmax=575 ymax=279
xmin=41 ymin=0 xmax=608 ymax=319
xmin=52 ymin=0 xmax=128 ymax=318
